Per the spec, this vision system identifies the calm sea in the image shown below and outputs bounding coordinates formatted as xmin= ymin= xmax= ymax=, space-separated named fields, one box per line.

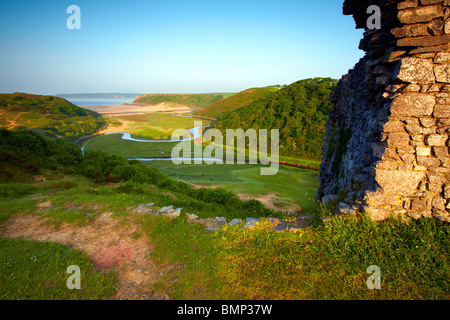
xmin=67 ymin=98 xmax=135 ymax=107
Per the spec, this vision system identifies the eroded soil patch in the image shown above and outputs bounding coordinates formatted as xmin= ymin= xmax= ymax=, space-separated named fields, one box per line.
xmin=0 ymin=212 xmax=170 ymax=300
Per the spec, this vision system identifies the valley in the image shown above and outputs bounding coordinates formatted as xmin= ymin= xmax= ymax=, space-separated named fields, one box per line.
xmin=81 ymin=103 xmax=320 ymax=213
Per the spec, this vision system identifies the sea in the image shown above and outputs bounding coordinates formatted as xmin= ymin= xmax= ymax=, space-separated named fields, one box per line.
xmin=67 ymin=98 xmax=135 ymax=107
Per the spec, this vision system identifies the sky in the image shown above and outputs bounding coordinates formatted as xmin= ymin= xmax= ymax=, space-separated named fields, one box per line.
xmin=0 ymin=0 xmax=364 ymax=95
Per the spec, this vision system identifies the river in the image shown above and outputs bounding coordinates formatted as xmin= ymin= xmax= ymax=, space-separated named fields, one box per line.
xmin=82 ymin=125 xmax=223 ymax=163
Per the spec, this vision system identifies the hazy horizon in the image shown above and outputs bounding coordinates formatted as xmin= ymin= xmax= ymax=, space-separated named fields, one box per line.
xmin=0 ymin=0 xmax=364 ymax=95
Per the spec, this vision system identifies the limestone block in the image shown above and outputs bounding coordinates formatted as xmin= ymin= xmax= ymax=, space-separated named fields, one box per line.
xmin=425 ymin=134 xmax=448 ymax=146
xmin=395 ymin=57 xmax=436 ymax=84
xmin=387 ymin=133 xmax=411 ymax=147
xmin=434 ymin=52 xmax=450 ymax=64
xmin=405 ymin=124 xmax=423 ymax=134
xmin=383 ymin=121 xmax=406 ymax=133
xmin=434 ymin=105 xmax=450 ymax=118
xmin=363 ymin=206 xmax=390 ymax=221
xmin=398 ymin=5 xmax=444 ymax=24
xmin=411 ymin=198 xmax=428 ymax=211
xmin=432 ymin=197 xmax=447 ymax=211
xmin=432 ymin=146 xmax=450 ymax=158
xmin=416 ymin=146 xmax=432 ymax=156
xmin=417 ymin=155 xmax=442 ymax=167
xmin=364 ymin=190 xmax=403 ymax=207
xmin=391 ymin=94 xmax=435 ymax=117
xmin=375 ymin=170 xmax=425 ymax=196
xmin=434 ymin=64 xmax=450 ymax=83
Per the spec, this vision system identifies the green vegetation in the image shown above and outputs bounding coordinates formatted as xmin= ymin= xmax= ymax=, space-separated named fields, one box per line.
xmin=0 ymin=127 xmax=448 ymax=300
xmin=133 ymin=93 xmax=235 ymax=109
xmin=143 ymin=213 xmax=449 ymax=300
xmin=147 ymin=161 xmax=319 ymax=211
xmin=0 ymin=93 xmax=107 ymax=139
xmin=194 ymin=87 xmax=280 ymax=120
xmin=115 ymin=113 xmax=211 ymax=140
xmin=0 ymin=238 xmax=117 ymax=300
xmin=213 ymin=78 xmax=337 ymax=160
xmin=83 ymin=133 xmax=178 ymax=158
xmin=0 ymin=128 xmax=274 ymax=220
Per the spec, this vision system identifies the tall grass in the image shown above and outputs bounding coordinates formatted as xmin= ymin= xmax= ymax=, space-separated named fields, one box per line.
xmin=144 ymin=214 xmax=449 ymax=300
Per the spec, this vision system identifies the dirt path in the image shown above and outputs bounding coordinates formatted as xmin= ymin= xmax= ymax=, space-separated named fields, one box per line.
xmin=0 ymin=212 xmax=170 ymax=300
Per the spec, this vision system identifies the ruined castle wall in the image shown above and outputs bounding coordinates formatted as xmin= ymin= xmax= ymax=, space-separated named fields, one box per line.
xmin=318 ymin=0 xmax=450 ymax=222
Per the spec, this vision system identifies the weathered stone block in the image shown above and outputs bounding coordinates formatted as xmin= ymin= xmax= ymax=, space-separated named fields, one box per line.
xmin=387 ymin=133 xmax=411 ymax=147
xmin=416 ymin=146 xmax=432 ymax=156
xmin=365 ymin=190 xmax=403 ymax=207
xmin=383 ymin=121 xmax=406 ymax=133
xmin=425 ymin=134 xmax=448 ymax=146
xmin=363 ymin=206 xmax=390 ymax=221
xmin=405 ymin=124 xmax=423 ymax=134
xmin=411 ymin=198 xmax=428 ymax=211
xmin=375 ymin=170 xmax=425 ymax=196
xmin=420 ymin=117 xmax=436 ymax=128
xmin=381 ymin=148 xmax=401 ymax=161
xmin=391 ymin=94 xmax=435 ymax=117
xmin=398 ymin=5 xmax=444 ymax=24
xmin=395 ymin=57 xmax=436 ymax=84
xmin=392 ymin=24 xmax=428 ymax=38
xmin=434 ymin=105 xmax=450 ymax=118
xmin=398 ymin=35 xmax=450 ymax=47
xmin=433 ymin=146 xmax=450 ymax=158
xmin=434 ymin=64 xmax=450 ymax=83
xmin=435 ymin=52 xmax=450 ymax=64
xmin=400 ymin=153 xmax=416 ymax=163
xmin=432 ymin=197 xmax=447 ymax=211
xmin=417 ymin=155 xmax=442 ymax=167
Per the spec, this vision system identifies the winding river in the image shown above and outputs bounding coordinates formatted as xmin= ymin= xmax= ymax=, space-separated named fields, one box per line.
xmin=82 ymin=126 xmax=223 ymax=163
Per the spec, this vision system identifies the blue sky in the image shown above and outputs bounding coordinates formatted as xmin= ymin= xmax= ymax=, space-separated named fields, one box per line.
xmin=0 ymin=0 xmax=364 ymax=95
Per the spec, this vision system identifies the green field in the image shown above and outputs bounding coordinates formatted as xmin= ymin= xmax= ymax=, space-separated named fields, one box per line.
xmin=114 ymin=113 xmax=211 ymax=140
xmin=83 ymin=133 xmax=178 ymax=158
xmin=146 ymin=161 xmax=319 ymax=211
xmin=82 ymin=113 xmax=320 ymax=211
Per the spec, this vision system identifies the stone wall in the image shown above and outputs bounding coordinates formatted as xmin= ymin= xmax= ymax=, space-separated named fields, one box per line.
xmin=317 ymin=0 xmax=450 ymax=222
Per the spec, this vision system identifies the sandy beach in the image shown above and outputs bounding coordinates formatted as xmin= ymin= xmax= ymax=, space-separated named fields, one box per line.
xmin=82 ymin=102 xmax=194 ymax=116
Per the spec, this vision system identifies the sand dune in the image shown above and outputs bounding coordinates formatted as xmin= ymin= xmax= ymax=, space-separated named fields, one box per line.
xmin=83 ymin=102 xmax=193 ymax=116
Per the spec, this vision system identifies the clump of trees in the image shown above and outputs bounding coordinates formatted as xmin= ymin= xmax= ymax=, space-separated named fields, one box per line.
xmin=0 ymin=128 xmax=271 ymax=218
xmin=213 ymin=78 xmax=337 ymax=160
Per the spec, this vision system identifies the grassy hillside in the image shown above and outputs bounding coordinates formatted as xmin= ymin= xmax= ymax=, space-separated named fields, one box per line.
xmin=193 ymin=86 xmax=281 ymax=120
xmin=0 ymin=128 xmax=273 ymax=220
xmin=1 ymin=127 xmax=448 ymax=300
xmin=132 ymin=93 xmax=235 ymax=109
xmin=0 ymin=93 xmax=107 ymax=139
xmin=213 ymin=78 xmax=337 ymax=161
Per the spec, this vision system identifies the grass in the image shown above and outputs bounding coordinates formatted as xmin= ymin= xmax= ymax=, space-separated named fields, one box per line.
xmin=83 ymin=133 xmax=180 ymax=158
xmin=148 ymin=161 xmax=319 ymax=211
xmin=0 ymin=168 xmax=448 ymax=300
xmin=0 ymin=238 xmax=117 ymax=300
xmin=114 ymin=113 xmax=212 ymax=140
xmin=143 ymin=213 xmax=450 ymax=300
